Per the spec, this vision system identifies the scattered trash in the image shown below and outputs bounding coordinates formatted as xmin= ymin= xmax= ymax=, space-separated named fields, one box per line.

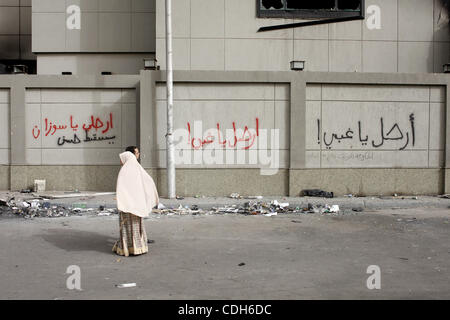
xmin=246 ymin=196 xmax=263 ymax=199
xmin=291 ymin=220 xmax=302 ymax=223
xmin=176 ymin=196 xmax=184 ymax=200
xmin=352 ymin=208 xmax=364 ymax=212
xmin=116 ymin=283 xmax=136 ymax=288
xmin=344 ymin=194 xmax=353 ymax=198
xmin=264 ymin=212 xmax=277 ymax=217
xmin=302 ymin=189 xmax=334 ymax=198
xmin=229 ymin=193 xmax=241 ymax=199
xmin=20 ymin=189 xmax=32 ymax=194
xmin=238 ymin=263 xmax=246 ymax=267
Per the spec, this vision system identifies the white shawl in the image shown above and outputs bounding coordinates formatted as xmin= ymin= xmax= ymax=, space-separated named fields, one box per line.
xmin=116 ymin=151 xmax=159 ymax=217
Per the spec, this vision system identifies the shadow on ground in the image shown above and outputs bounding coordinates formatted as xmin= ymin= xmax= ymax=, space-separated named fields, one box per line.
xmin=38 ymin=229 xmax=117 ymax=254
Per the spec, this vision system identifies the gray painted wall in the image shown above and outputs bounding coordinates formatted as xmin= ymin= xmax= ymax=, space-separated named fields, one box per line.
xmin=0 ymin=0 xmax=34 ymax=60
xmin=0 ymin=71 xmax=449 ymax=195
xmin=155 ymin=0 xmax=449 ymax=73
xmin=32 ymin=0 xmax=156 ymax=74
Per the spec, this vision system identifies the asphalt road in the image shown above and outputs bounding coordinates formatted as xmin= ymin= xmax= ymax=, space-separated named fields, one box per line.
xmin=0 ymin=208 xmax=449 ymax=300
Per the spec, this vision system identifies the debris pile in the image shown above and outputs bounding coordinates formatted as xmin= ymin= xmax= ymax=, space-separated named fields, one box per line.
xmin=0 ymin=194 xmax=118 ymax=219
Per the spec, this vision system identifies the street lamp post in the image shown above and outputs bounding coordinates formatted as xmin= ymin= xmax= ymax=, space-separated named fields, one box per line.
xmin=165 ymin=0 xmax=175 ymax=198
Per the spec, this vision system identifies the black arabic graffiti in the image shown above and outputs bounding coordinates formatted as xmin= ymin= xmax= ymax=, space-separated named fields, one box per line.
xmin=318 ymin=113 xmax=416 ymax=151
xmin=57 ymin=130 xmax=116 ymax=146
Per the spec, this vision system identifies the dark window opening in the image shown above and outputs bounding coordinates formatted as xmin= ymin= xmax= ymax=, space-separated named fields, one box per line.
xmin=258 ymin=0 xmax=364 ymax=19
xmin=286 ymin=0 xmax=335 ymax=10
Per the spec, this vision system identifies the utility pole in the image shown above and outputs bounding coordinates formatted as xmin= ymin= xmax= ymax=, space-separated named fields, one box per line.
xmin=165 ymin=0 xmax=175 ymax=198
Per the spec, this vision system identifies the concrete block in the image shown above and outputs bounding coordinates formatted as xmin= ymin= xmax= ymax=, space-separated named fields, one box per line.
xmin=155 ymin=83 xmax=275 ymax=101
xmin=42 ymin=149 xmax=123 ymax=165
xmin=294 ymin=40 xmax=329 ymax=72
xmin=322 ymin=84 xmax=429 ymax=102
xmin=99 ymin=0 xmax=131 ymax=12
xmin=32 ymin=0 xmax=65 ymax=12
xmin=157 ymin=168 xmax=288 ymax=196
xmin=306 ymin=84 xmax=321 ymax=101
xmin=363 ymin=0 xmax=398 ymax=41
xmin=156 ymin=38 xmax=190 ymax=70
xmin=66 ymin=12 xmax=99 ymax=52
xmin=430 ymin=86 xmax=445 ymax=103
xmin=305 ymin=101 xmax=321 ymax=150
xmin=305 ymin=151 xmax=321 ymax=168
xmin=329 ymin=19 xmax=362 ymax=40
xmin=25 ymin=103 xmax=41 ymax=148
xmin=191 ymin=39 xmax=225 ymax=71
xmin=25 ymin=89 xmax=40 ymax=103
xmin=275 ymin=100 xmax=289 ymax=149
xmin=122 ymin=89 xmax=137 ymax=103
xmin=132 ymin=0 xmax=155 ymax=12
xmin=40 ymin=89 xmax=122 ymax=103
xmin=294 ymin=22 xmax=328 ymax=40
xmin=20 ymin=6 xmax=31 ymax=34
xmin=25 ymin=148 xmax=41 ymax=165
xmin=155 ymin=0 xmax=190 ymax=38
xmin=398 ymin=0 xmax=434 ymax=41
xmin=0 ymin=36 xmax=20 ymax=59
xmin=67 ymin=0 xmax=99 ymax=11
xmin=362 ymin=41 xmax=397 ymax=73
xmin=191 ymin=0 xmax=224 ymax=38
xmin=99 ymin=13 xmax=131 ymax=51
xmin=275 ymin=84 xmax=289 ymax=101
xmin=434 ymin=42 xmax=450 ymax=73
xmin=0 ymin=165 xmax=10 ymax=189
xmin=429 ymin=103 xmax=445 ymax=150
xmin=131 ymin=12 xmax=156 ymax=52
xmin=225 ymin=39 xmax=293 ymax=71
xmin=0 ymin=103 xmax=9 ymax=149
xmin=329 ymin=40 xmax=362 ymax=72
xmin=32 ymin=13 xmax=66 ymax=52
xmin=121 ymin=103 xmax=137 ymax=148
xmin=429 ymin=150 xmax=444 ymax=168
xmin=0 ymin=7 xmax=19 ymax=34
xmin=398 ymin=42 xmax=434 ymax=73
xmin=20 ymin=36 xmax=35 ymax=60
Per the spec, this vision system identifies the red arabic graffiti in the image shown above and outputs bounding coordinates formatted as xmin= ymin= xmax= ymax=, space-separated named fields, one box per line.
xmin=187 ymin=118 xmax=260 ymax=150
xmin=32 ymin=113 xmax=114 ymax=139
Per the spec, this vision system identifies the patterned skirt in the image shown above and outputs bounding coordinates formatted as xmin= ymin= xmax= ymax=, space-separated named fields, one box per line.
xmin=112 ymin=212 xmax=148 ymax=257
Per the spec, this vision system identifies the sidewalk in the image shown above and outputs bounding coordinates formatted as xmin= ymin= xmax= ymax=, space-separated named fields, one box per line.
xmin=1 ymin=190 xmax=450 ymax=213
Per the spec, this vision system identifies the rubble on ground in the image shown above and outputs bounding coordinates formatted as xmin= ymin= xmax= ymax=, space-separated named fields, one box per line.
xmin=0 ymin=193 xmax=118 ymax=219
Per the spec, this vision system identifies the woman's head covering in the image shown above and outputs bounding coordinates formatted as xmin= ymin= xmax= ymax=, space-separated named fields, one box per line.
xmin=116 ymin=151 xmax=159 ymax=217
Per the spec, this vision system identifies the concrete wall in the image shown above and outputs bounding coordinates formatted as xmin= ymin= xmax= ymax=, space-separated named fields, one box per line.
xmin=0 ymin=0 xmax=34 ymax=60
xmin=305 ymin=84 xmax=446 ymax=169
xmin=24 ymin=88 xmax=137 ymax=165
xmin=141 ymin=70 xmax=449 ymax=197
xmin=0 ymin=74 xmax=140 ymax=191
xmin=155 ymin=0 xmax=449 ymax=73
xmin=1 ymin=71 xmax=449 ymax=195
xmin=153 ymin=82 xmax=289 ymax=171
xmin=32 ymin=0 xmax=156 ymax=74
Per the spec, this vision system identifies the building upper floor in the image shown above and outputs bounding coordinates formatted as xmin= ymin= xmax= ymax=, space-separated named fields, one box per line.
xmin=0 ymin=0 xmax=447 ymax=74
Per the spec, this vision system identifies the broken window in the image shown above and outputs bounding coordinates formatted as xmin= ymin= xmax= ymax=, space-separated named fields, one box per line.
xmin=258 ymin=0 xmax=364 ymax=18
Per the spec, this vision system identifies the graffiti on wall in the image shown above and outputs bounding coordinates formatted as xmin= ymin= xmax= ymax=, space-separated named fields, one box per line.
xmin=318 ymin=113 xmax=416 ymax=150
xmin=185 ymin=118 xmax=260 ymax=150
xmin=31 ymin=113 xmax=116 ymax=147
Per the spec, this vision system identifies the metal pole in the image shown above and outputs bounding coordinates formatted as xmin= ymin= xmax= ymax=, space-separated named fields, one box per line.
xmin=165 ymin=0 xmax=176 ymax=198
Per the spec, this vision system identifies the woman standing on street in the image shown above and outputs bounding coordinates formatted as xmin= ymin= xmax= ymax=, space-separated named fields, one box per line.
xmin=113 ymin=150 xmax=159 ymax=256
